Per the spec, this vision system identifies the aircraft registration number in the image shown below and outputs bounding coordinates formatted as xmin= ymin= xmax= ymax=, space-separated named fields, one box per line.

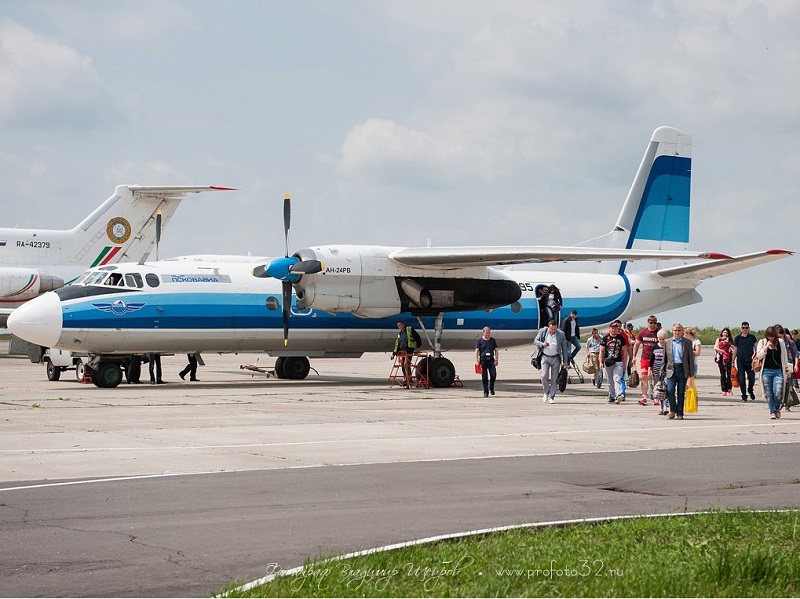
xmin=325 ymin=266 xmax=351 ymax=274
xmin=518 ymin=282 xmax=536 ymax=292
xmin=17 ymin=240 xmax=51 ymax=249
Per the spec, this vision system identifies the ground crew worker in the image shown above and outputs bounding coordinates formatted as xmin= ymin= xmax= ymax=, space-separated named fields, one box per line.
xmin=392 ymin=320 xmax=420 ymax=387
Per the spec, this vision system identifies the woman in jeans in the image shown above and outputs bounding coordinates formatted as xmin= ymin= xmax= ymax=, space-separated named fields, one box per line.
xmin=755 ymin=326 xmax=791 ymax=419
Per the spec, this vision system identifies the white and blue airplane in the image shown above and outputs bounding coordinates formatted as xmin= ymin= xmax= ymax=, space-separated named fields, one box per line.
xmin=0 ymin=184 xmax=233 ymax=327
xmin=8 ymin=127 xmax=791 ymax=388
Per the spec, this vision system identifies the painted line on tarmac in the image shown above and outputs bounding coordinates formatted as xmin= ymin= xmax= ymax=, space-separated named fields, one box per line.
xmin=2 ymin=438 xmax=799 ymax=493
xmin=0 ymin=420 xmax=796 ymax=455
xmin=221 ymin=508 xmax=797 ymax=596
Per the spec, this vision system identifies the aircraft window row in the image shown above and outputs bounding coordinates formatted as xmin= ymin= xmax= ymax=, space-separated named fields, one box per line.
xmin=82 ymin=271 xmax=160 ymax=289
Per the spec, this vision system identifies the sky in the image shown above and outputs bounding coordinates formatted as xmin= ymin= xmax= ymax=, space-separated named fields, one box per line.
xmin=1 ymin=0 xmax=798 ymax=330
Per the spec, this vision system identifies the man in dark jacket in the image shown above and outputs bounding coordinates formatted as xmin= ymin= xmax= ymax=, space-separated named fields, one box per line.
xmin=660 ymin=323 xmax=696 ymax=419
xmin=560 ymin=310 xmax=581 ymax=365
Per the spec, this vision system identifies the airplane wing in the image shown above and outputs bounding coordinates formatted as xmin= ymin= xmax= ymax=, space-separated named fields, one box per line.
xmin=652 ymin=249 xmax=793 ymax=280
xmin=388 ymin=246 xmax=732 ymax=267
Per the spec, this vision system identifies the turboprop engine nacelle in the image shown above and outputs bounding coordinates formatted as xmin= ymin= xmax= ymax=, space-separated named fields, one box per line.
xmin=292 ymin=245 xmax=522 ymax=317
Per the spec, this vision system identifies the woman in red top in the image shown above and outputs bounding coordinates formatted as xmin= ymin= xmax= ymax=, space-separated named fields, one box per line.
xmin=714 ymin=327 xmax=734 ymax=395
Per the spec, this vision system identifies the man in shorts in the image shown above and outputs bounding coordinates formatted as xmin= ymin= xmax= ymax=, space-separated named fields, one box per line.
xmin=632 ymin=315 xmax=660 ymax=405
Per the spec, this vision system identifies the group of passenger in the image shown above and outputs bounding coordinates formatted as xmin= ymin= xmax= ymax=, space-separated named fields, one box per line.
xmin=473 ymin=306 xmax=799 ymax=422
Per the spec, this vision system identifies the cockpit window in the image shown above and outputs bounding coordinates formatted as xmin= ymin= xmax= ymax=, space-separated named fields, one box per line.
xmin=145 ymin=273 xmax=160 ymax=288
xmin=125 ymin=273 xmax=144 ymax=288
xmin=84 ymin=272 xmax=108 ymax=286
xmin=106 ymin=273 xmax=124 ymax=286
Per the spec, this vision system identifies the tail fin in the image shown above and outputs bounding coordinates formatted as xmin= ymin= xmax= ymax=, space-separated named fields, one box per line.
xmin=582 ymin=126 xmax=692 ymax=273
xmin=65 ymin=185 xmax=234 ymax=268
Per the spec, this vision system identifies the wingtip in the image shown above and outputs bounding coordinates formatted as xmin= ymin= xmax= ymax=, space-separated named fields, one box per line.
xmin=209 ymin=186 xmax=237 ymax=190
xmin=766 ymin=248 xmax=794 ymax=255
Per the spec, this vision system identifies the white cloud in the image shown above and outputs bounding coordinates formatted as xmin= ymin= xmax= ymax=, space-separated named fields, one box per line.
xmin=0 ymin=19 xmax=121 ymax=129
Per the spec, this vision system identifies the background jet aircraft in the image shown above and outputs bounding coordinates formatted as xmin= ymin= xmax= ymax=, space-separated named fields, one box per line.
xmin=0 ymin=185 xmax=233 ymax=327
xmin=9 ymin=127 xmax=791 ymax=388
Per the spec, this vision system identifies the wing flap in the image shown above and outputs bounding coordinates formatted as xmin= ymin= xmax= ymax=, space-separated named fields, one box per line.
xmin=389 ymin=246 xmax=731 ymax=267
xmin=653 ymin=249 xmax=793 ymax=280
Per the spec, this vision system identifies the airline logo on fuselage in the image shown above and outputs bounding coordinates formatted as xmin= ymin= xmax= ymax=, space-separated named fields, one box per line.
xmin=92 ymin=299 xmax=146 ymax=315
xmin=164 ymin=274 xmax=233 ymax=283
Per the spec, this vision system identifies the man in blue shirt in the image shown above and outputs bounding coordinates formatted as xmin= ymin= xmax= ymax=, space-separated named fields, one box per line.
xmin=475 ymin=326 xmax=499 ymax=397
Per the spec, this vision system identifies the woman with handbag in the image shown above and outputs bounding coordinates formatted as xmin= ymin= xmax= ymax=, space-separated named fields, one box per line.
xmin=652 ymin=329 xmax=668 ymax=415
xmin=713 ymin=327 xmax=734 ymax=396
xmin=684 ymin=327 xmax=702 ymax=377
xmin=584 ymin=328 xmax=602 ymax=387
xmin=755 ymin=326 xmax=791 ymax=419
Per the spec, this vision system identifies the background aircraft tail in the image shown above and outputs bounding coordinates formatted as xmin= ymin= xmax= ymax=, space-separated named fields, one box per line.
xmin=63 ymin=185 xmax=232 ymax=268
xmin=580 ymin=126 xmax=692 ymax=274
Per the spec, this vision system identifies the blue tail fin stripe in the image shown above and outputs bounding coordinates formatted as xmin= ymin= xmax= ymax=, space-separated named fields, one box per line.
xmin=627 ymin=155 xmax=691 ymax=247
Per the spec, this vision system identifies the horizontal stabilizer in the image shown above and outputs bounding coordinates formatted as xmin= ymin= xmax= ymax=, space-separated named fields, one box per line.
xmin=389 ymin=246 xmax=731 ymax=268
xmin=653 ymin=249 xmax=793 ymax=280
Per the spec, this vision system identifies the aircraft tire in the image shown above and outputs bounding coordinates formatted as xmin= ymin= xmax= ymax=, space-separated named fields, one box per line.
xmin=76 ymin=362 xmax=86 ymax=381
xmin=274 ymin=357 xmax=286 ymax=379
xmin=93 ymin=362 xmax=123 ymax=388
xmin=45 ymin=359 xmax=61 ymax=382
xmin=428 ymin=357 xmax=456 ymax=388
xmin=281 ymin=356 xmax=310 ymax=380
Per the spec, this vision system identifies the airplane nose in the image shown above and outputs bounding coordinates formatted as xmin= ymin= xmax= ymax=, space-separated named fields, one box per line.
xmin=7 ymin=291 xmax=63 ymax=348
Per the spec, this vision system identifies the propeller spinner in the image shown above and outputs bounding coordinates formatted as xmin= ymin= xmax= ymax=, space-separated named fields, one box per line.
xmin=252 ymin=195 xmax=324 ymax=346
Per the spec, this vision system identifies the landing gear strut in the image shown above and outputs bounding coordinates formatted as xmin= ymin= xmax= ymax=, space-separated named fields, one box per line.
xmin=415 ymin=312 xmax=456 ymax=388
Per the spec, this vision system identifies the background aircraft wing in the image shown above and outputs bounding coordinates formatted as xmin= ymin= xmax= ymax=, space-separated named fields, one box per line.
xmin=126 ymin=185 xmax=237 ymax=195
xmin=652 ymin=249 xmax=793 ymax=280
xmin=388 ymin=246 xmax=731 ymax=267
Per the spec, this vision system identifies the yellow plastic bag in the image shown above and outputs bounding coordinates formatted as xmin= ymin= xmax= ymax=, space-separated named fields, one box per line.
xmin=685 ymin=377 xmax=698 ymax=414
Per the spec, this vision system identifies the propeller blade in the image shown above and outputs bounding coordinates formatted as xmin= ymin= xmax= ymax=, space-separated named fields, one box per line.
xmin=289 ymin=260 xmax=324 ymax=275
xmin=283 ymin=194 xmax=291 ymax=258
xmin=282 ymin=281 xmax=292 ymax=346
xmin=155 ymin=210 xmax=162 ymax=260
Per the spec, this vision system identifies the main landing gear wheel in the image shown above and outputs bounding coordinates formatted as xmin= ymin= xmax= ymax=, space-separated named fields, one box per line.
xmin=45 ymin=359 xmax=61 ymax=381
xmin=76 ymin=361 xmax=86 ymax=381
xmin=274 ymin=357 xmax=286 ymax=379
xmin=93 ymin=362 xmax=123 ymax=388
xmin=421 ymin=356 xmax=456 ymax=388
xmin=281 ymin=356 xmax=311 ymax=380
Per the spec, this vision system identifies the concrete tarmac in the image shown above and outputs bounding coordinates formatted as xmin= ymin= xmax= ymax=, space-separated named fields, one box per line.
xmin=1 ymin=345 xmax=798 ymax=596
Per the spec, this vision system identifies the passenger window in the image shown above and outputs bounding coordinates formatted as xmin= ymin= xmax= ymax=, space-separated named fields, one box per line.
xmin=145 ymin=273 xmax=160 ymax=287
xmin=125 ymin=273 xmax=144 ymax=288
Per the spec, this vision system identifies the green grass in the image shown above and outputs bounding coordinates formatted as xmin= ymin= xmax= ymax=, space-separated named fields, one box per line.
xmin=220 ymin=510 xmax=800 ymax=597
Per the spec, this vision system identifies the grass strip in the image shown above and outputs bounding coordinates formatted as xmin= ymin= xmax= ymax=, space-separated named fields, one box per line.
xmin=221 ymin=509 xmax=799 ymax=597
